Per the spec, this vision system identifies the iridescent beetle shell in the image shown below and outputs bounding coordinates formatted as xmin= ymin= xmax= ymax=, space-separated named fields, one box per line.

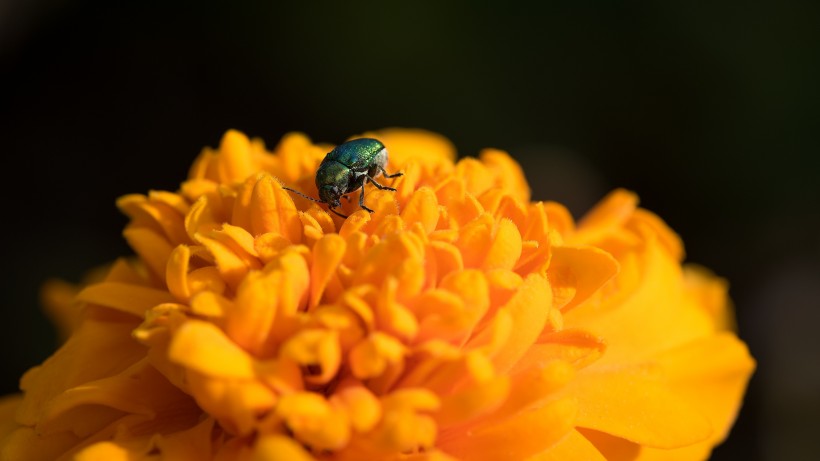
xmin=283 ymin=138 xmax=403 ymax=218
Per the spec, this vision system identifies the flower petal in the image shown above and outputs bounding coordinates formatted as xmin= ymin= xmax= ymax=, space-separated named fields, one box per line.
xmin=529 ymin=429 xmax=607 ymax=461
xmin=77 ymin=282 xmax=176 ymax=317
xmin=440 ymin=396 xmax=577 ymax=460
xmin=547 ymin=245 xmax=619 ymax=311
xmin=571 ymin=364 xmax=712 ymax=449
xmin=168 ymin=320 xmax=255 ymax=378
xmin=252 ymin=434 xmax=316 ymax=461
xmin=490 ymin=274 xmax=552 ymax=373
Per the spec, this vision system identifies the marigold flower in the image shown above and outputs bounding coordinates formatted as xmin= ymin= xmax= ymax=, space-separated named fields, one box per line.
xmin=0 ymin=129 xmax=754 ymax=460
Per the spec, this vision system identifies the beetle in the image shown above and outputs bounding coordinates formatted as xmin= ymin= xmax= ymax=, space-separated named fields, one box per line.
xmin=282 ymin=138 xmax=403 ymax=218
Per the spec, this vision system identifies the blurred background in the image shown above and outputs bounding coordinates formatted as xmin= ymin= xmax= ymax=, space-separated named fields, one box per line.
xmin=1 ymin=1 xmax=818 ymax=459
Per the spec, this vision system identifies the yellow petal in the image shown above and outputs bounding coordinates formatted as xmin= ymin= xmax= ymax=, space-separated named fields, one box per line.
xmin=74 ymin=442 xmax=131 ymax=461
xmin=155 ymin=418 xmax=217 ymax=461
xmin=168 ymin=320 xmax=255 ymax=378
xmin=490 ymin=274 xmax=552 ymax=373
xmin=17 ymin=320 xmax=145 ymax=427
xmin=252 ymin=434 xmax=316 ymax=461
xmin=224 ymin=271 xmax=280 ymax=356
xmin=349 ymin=333 xmax=406 ymax=380
xmin=490 ymin=360 xmax=575 ymax=422
xmin=511 ymin=329 xmax=606 ymax=373
xmin=187 ymin=372 xmax=276 ymax=437
xmin=331 ymin=384 xmax=382 ymax=433
xmin=529 ymin=429 xmax=607 ymax=461
xmin=166 ymin=245 xmax=192 ymax=300
xmin=0 ymin=394 xmax=22 ymax=442
xmin=572 ymin=188 xmax=638 ymax=244
xmin=654 ymin=333 xmax=755 ymax=446
xmin=76 ymin=282 xmax=176 ymax=318
xmin=440 ymin=396 xmax=577 ymax=460
xmin=576 ymin=428 xmax=640 ymax=461
xmin=280 ymin=329 xmax=341 ymax=384
xmin=565 ymin=235 xmax=714 ymax=366
xmin=435 ymin=375 xmax=510 ymax=428
xmin=123 ymin=227 xmax=174 ymax=282
xmin=547 ymin=245 xmax=619 ymax=311
xmin=571 ymin=364 xmax=712 ymax=449
xmin=482 ymin=219 xmax=523 ymax=271
xmin=196 ymin=233 xmax=257 ymax=291
xmin=0 ymin=427 xmax=80 ymax=461
xmin=274 ymin=392 xmax=351 ymax=451
xmin=190 ymin=291 xmax=232 ymax=318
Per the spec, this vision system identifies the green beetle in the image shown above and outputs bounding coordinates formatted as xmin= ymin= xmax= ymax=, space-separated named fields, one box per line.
xmin=283 ymin=138 xmax=403 ymax=218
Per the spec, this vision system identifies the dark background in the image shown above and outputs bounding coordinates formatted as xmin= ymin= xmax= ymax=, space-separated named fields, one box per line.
xmin=1 ymin=1 xmax=818 ymax=459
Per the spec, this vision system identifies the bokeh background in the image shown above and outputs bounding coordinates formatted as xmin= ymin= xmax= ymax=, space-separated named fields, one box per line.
xmin=2 ymin=1 xmax=818 ymax=459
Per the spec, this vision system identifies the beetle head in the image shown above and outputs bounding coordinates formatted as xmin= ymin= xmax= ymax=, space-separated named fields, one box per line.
xmin=318 ymin=184 xmax=342 ymax=208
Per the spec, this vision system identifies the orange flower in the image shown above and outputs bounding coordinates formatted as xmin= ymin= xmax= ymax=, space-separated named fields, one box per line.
xmin=0 ymin=129 xmax=754 ymax=460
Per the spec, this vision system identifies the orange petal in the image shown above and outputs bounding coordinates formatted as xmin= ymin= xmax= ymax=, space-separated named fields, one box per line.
xmin=480 ymin=149 xmax=531 ymax=203
xmin=454 ymin=214 xmax=493 ymax=268
xmin=216 ymin=129 xmax=255 ymax=184
xmin=376 ymin=278 xmax=418 ymax=341
xmin=455 ymin=157 xmax=494 ymax=198
xmin=250 ymin=174 xmax=302 ymax=243
xmin=400 ymin=187 xmax=440 ymax=234
xmin=310 ymin=234 xmax=346 ymax=308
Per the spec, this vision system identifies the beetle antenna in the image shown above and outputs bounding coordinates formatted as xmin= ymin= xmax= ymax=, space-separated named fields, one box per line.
xmin=282 ymin=186 xmax=325 ymax=203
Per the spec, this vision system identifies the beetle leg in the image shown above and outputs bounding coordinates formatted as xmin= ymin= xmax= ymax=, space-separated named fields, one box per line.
xmin=379 ymin=166 xmax=404 ymax=179
xmin=366 ymin=175 xmax=397 ymax=192
xmin=359 ymin=188 xmax=374 ymax=213
xmin=328 ymin=206 xmax=349 ymax=219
